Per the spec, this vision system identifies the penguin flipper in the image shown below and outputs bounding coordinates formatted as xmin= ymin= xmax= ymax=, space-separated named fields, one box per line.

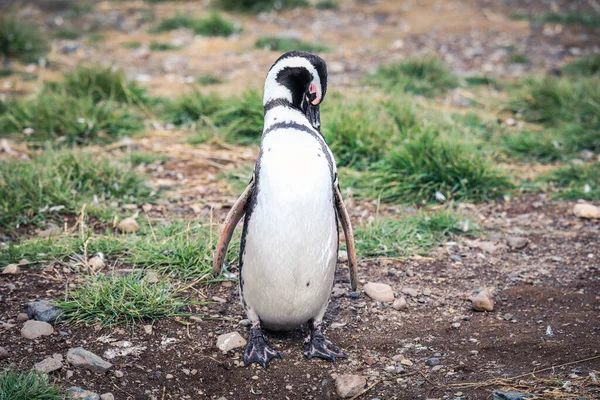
xmin=213 ymin=176 xmax=255 ymax=277
xmin=334 ymin=185 xmax=358 ymax=291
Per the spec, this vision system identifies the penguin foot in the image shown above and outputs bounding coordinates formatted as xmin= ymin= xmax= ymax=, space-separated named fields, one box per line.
xmin=303 ymin=321 xmax=348 ymax=362
xmin=244 ymin=324 xmax=282 ymax=368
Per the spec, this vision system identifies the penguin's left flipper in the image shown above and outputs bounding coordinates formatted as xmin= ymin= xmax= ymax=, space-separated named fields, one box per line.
xmin=334 ymin=184 xmax=358 ymax=291
xmin=213 ymin=175 xmax=255 ymax=277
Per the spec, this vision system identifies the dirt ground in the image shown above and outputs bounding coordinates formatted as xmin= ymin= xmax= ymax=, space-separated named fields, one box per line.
xmin=1 ymin=0 xmax=600 ymax=399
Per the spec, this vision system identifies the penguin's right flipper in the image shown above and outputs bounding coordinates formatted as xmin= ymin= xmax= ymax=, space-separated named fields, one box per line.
xmin=334 ymin=185 xmax=358 ymax=291
xmin=213 ymin=176 xmax=255 ymax=277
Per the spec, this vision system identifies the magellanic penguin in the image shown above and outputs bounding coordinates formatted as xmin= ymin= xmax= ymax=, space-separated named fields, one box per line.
xmin=213 ymin=51 xmax=358 ymax=368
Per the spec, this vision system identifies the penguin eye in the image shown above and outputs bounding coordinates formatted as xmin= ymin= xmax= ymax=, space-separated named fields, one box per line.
xmin=308 ymin=82 xmax=320 ymax=105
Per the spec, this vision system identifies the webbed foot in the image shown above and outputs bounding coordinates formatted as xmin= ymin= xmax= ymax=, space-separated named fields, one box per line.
xmin=244 ymin=322 xmax=282 ymax=368
xmin=303 ymin=320 xmax=348 ymax=362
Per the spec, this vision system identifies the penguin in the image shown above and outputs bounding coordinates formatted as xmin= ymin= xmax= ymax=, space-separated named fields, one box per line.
xmin=213 ymin=51 xmax=358 ymax=368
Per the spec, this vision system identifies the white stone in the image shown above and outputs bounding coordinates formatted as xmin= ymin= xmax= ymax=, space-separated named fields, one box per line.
xmin=363 ymin=282 xmax=394 ymax=303
xmin=392 ymin=297 xmax=408 ymax=310
xmin=117 ymin=217 xmax=139 ymax=233
xmin=335 ymin=374 xmax=366 ymax=398
xmin=216 ymin=332 xmax=247 ymax=352
xmin=574 ymin=203 xmax=600 ymax=219
xmin=471 ymin=290 xmax=494 ymax=312
xmin=21 ymin=320 xmax=54 ymax=339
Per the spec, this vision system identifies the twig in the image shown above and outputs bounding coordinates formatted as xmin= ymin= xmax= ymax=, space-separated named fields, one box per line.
xmin=350 ymin=379 xmax=381 ymax=400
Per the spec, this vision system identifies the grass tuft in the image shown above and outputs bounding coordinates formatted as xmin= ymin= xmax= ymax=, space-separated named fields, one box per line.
xmin=355 ymin=210 xmax=477 ymax=258
xmin=196 ymin=74 xmax=223 ymax=85
xmin=502 ymin=131 xmax=567 ymax=163
xmin=507 ymin=53 xmax=529 ymax=64
xmin=315 ymin=0 xmax=339 ymax=10
xmin=563 ymin=54 xmax=600 ymax=76
xmin=52 ymin=27 xmax=82 ymax=40
xmin=149 ymin=42 xmax=182 ymax=51
xmin=0 ymin=14 xmax=49 ymax=63
xmin=536 ymin=12 xmax=600 ymax=28
xmin=541 ymin=162 xmax=600 ymax=200
xmin=0 ymin=149 xmax=151 ymax=229
xmin=151 ymin=13 xmax=238 ymax=37
xmin=212 ymin=0 xmax=308 ymax=13
xmin=55 ymin=273 xmax=190 ymax=326
xmin=0 ymin=369 xmax=63 ymax=400
xmin=367 ymin=130 xmax=512 ymax=203
xmin=367 ymin=56 xmax=458 ymax=97
xmin=255 ymin=36 xmax=329 ymax=52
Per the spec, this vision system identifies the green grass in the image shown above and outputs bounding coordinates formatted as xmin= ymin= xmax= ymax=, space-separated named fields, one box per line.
xmin=255 ymin=37 xmax=329 ymax=52
xmin=367 ymin=56 xmax=458 ymax=97
xmin=502 ymin=131 xmax=567 ymax=163
xmin=0 ymin=69 xmax=13 ymax=78
xmin=0 ymin=149 xmax=151 ymax=229
xmin=541 ymin=162 xmax=600 ymax=200
xmin=52 ymin=27 xmax=82 ymax=40
xmin=0 ymin=220 xmax=238 ymax=281
xmin=464 ymin=76 xmax=498 ymax=87
xmin=0 ymin=89 xmax=144 ymax=145
xmin=55 ymin=273 xmax=191 ymax=326
xmin=355 ymin=210 xmax=477 ymax=258
xmin=125 ymin=151 xmax=168 ymax=165
xmin=0 ymin=14 xmax=49 ymax=63
xmin=151 ymin=13 xmax=238 ymax=37
xmin=0 ymin=369 xmax=63 ymax=400
xmin=535 ymin=12 xmax=600 ymax=28
xmin=507 ymin=53 xmax=529 ymax=64
xmin=149 ymin=41 xmax=182 ymax=51
xmin=196 ymin=74 xmax=223 ymax=85
xmin=508 ymin=77 xmax=600 ymax=152
xmin=316 ymin=0 xmax=339 ymax=10
xmin=212 ymin=0 xmax=309 ymax=13
xmin=563 ymin=54 xmax=600 ymax=76
xmin=364 ymin=130 xmax=512 ymax=204
xmin=121 ymin=41 xmax=142 ymax=49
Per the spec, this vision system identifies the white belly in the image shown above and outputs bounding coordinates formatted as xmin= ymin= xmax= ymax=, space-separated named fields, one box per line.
xmin=241 ymin=128 xmax=338 ymax=330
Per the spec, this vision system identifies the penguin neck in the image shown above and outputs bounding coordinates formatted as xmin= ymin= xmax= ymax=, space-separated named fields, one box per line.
xmin=263 ymin=101 xmax=312 ymax=133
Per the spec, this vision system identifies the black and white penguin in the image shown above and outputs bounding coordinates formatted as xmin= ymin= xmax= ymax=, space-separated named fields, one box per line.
xmin=213 ymin=51 xmax=358 ymax=368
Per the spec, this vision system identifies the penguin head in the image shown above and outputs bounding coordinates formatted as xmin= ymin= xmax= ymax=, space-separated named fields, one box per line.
xmin=264 ymin=51 xmax=328 ymax=130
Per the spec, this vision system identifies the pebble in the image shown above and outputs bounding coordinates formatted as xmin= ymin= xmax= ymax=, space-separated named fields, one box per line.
xmin=450 ymin=255 xmax=462 ymax=263
xmin=1 ymin=264 xmax=19 ymax=274
xmin=392 ymin=297 xmax=408 ymax=310
xmin=363 ymin=282 xmax=395 ymax=303
xmin=431 ymin=365 xmax=443 ymax=372
xmin=492 ymin=390 xmax=534 ymax=400
xmin=332 ymin=287 xmax=347 ymax=298
xmin=507 ymin=237 xmax=529 ymax=249
xmin=423 ymin=288 xmax=431 ymax=297
xmin=216 ymin=332 xmax=247 ymax=352
xmin=114 ymin=370 xmax=124 ymax=378
xmin=21 ymin=320 xmax=54 ymax=339
xmin=425 ymin=357 xmax=441 ymax=367
xmin=66 ymin=386 xmax=100 ymax=400
xmin=143 ymin=271 xmax=160 ymax=284
xmin=117 ymin=217 xmax=139 ymax=233
xmin=100 ymin=394 xmax=115 ymax=400
xmin=143 ymin=325 xmax=153 ymax=335
xmin=471 ymin=290 xmax=494 ymax=312
xmin=166 ymin=374 xmax=174 ymax=379
xmin=347 ymin=291 xmax=360 ymax=299
xmin=0 ymin=347 xmax=9 ymax=360
xmin=16 ymin=312 xmax=29 ymax=322
xmin=67 ymin=347 xmax=113 ymax=373
xmin=573 ymin=203 xmax=600 ymax=219
xmin=401 ymin=287 xmax=419 ymax=297
xmin=452 ymin=322 xmax=461 ymax=329
xmin=400 ymin=358 xmax=413 ymax=366
xmin=335 ymin=374 xmax=367 ymax=398
xmin=24 ymin=300 xmax=62 ymax=323
xmin=87 ymin=253 xmax=105 ymax=270
xmin=34 ymin=353 xmax=64 ymax=373
xmin=467 ymin=240 xmax=497 ymax=254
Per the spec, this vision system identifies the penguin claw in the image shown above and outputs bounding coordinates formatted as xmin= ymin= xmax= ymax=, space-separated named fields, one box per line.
xmin=303 ymin=335 xmax=348 ymax=362
xmin=244 ymin=326 xmax=282 ymax=368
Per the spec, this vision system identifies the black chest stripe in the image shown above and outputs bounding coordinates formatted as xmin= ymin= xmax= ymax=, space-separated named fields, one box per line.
xmin=263 ymin=99 xmax=295 ymax=114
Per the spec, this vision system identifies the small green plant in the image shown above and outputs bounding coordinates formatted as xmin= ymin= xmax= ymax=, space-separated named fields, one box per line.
xmin=121 ymin=41 xmax=142 ymax=49
xmin=368 ymin=56 xmax=458 ymax=97
xmin=149 ymin=41 xmax=182 ymax=51
xmin=315 ymin=0 xmax=339 ymax=10
xmin=0 ymin=369 xmax=63 ymax=400
xmin=507 ymin=53 xmax=529 ymax=64
xmin=355 ymin=210 xmax=477 ymax=258
xmin=541 ymin=162 xmax=600 ymax=200
xmin=0 ymin=69 xmax=13 ymax=78
xmin=0 ymin=14 xmax=49 ymax=63
xmin=536 ymin=12 xmax=600 ymax=28
xmin=55 ymin=273 xmax=190 ymax=326
xmin=0 ymin=149 xmax=151 ymax=229
xmin=563 ymin=54 xmax=600 ymax=76
xmin=0 ymin=90 xmax=144 ymax=145
xmin=212 ymin=0 xmax=308 ymax=13
xmin=126 ymin=151 xmax=168 ymax=165
xmin=151 ymin=13 xmax=238 ymax=37
xmin=161 ymin=90 xmax=224 ymax=126
xmin=52 ymin=27 xmax=82 ymax=40
xmin=255 ymin=36 xmax=329 ymax=52
xmin=464 ymin=76 xmax=497 ymax=87
xmin=502 ymin=131 xmax=566 ymax=163
xmin=368 ymin=130 xmax=512 ymax=203
xmin=196 ymin=74 xmax=223 ymax=85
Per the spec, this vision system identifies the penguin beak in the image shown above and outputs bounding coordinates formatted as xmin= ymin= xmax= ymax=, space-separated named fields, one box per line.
xmin=305 ymin=103 xmax=321 ymax=131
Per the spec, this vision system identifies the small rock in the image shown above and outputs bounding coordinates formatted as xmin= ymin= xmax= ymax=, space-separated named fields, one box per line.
xmin=212 ymin=296 xmax=227 ymax=303
xmin=425 ymin=357 xmax=440 ymax=367
xmin=24 ymin=300 xmax=62 ymax=323
xmin=467 ymin=240 xmax=496 ymax=254
xmin=34 ymin=353 xmax=63 ymax=373
xmin=452 ymin=322 xmax=461 ymax=329
xmin=363 ymin=282 xmax=395 ymax=303
xmin=0 ymin=347 xmax=9 ymax=359
xmin=392 ymin=297 xmax=408 ymax=310
xmin=335 ymin=374 xmax=367 ymax=398
xmin=216 ymin=332 xmax=247 ymax=352
xmin=507 ymin=237 xmax=528 ymax=249
xmin=431 ymin=365 xmax=443 ymax=372
xmin=2 ymin=264 xmax=19 ymax=274
xmin=67 ymin=347 xmax=112 ymax=373
xmin=100 ymin=394 xmax=115 ymax=400
xmin=332 ymin=287 xmax=347 ymax=298
xmin=143 ymin=325 xmax=153 ymax=335
xmin=392 ymin=355 xmax=403 ymax=362
xmin=422 ymin=288 xmax=431 ymax=297
xmin=117 ymin=217 xmax=139 ymax=233
xmin=87 ymin=253 xmax=105 ymax=270
xmin=471 ymin=290 xmax=494 ymax=312
xmin=492 ymin=390 xmax=534 ymax=400
xmin=21 ymin=320 xmax=54 ymax=339
xmin=114 ymin=370 xmax=124 ymax=378
xmin=401 ymin=287 xmax=418 ymax=297
xmin=143 ymin=271 xmax=160 ymax=284
xmin=166 ymin=373 xmax=174 ymax=379
xmin=67 ymin=387 xmax=100 ymax=400
xmin=16 ymin=313 xmax=29 ymax=322
xmin=400 ymin=358 xmax=413 ymax=366
xmin=450 ymin=254 xmax=462 ymax=263
xmin=573 ymin=203 xmax=600 ymax=219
